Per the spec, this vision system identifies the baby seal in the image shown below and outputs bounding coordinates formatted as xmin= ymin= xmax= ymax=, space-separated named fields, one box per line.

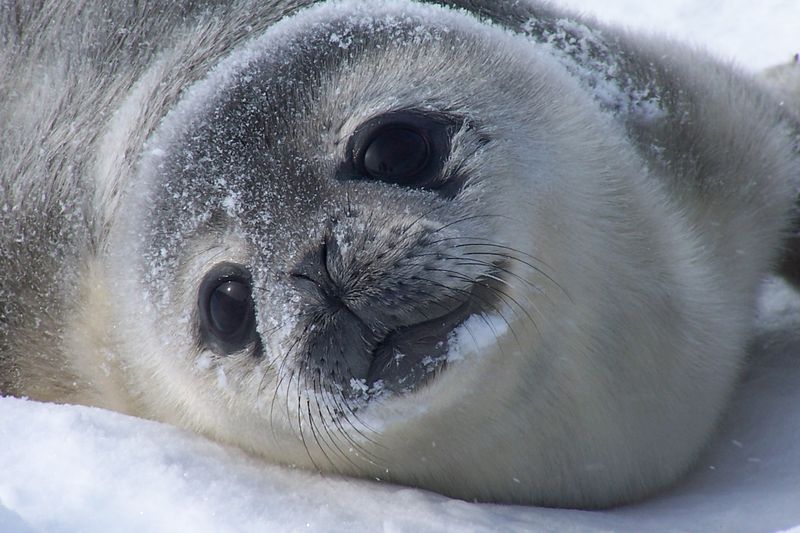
xmin=1 ymin=0 xmax=799 ymax=508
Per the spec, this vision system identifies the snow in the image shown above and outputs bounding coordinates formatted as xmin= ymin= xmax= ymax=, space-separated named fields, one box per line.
xmin=446 ymin=311 xmax=509 ymax=362
xmin=2 ymin=1 xmax=800 ymax=532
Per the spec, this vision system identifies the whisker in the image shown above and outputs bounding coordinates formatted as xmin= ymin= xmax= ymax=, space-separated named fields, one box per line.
xmin=400 ymin=203 xmax=448 ymax=237
xmin=408 ymin=249 xmax=550 ymax=303
xmin=294 ymin=365 xmax=322 ymax=471
xmin=422 ymin=237 xmax=569 ymax=300
xmin=459 ymin=249 xmax=570 ymax=302
xmin=427 ymin=214 xmax=511 ymax=236
xmin=413 ymin=273 xmax=518 ymax=353
xmin=303 ymin=369 xmax=338 ymax=471
xmin=329 ymin=382 xmax=384 ymax=446
xmin=268 ymin=319 xmax=310 ymax=429
xmin=320 ymin=377 xmax=384 ymax=465
xmin=457 ymin=265 xmax=542 ymax=335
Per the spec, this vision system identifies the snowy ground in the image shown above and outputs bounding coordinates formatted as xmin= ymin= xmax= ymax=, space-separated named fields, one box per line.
xmin=2 ymin=1 xmax=800 ymax=532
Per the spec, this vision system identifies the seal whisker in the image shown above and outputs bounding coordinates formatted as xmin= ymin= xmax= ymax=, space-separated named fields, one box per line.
xmin=308 ymin=346 xmax=382 ymax=470
xmin=426 ymin=213 xmax=512 ymax=237
xmin=314 ymin=385 xmax=372 ymax=469
xmin=412 ymin=273 xmax=521 ymax=354
xmin=458 ymin=249 xmax=570 ymax=302
xmin=267 ymin=320 xmax=312 ymax=431
xmin=303 ymin=369 xmax=340 ymax=471
xmin=424 ymin=237 xmax=569 ymax=299
xmin=294 ymin=366 xmax=322 ymax=471
xmin=400 ymin=204 xmax=450 ymax=237
xmin=408 ymin=249 xmax=552 ymax=301
xmin=451 ymin=264 xmax=542 ymax=335
xmin=318 ymin=374 xmax=385 ymax=465
xmin=326 ymin=376 xmax=385 ymax=446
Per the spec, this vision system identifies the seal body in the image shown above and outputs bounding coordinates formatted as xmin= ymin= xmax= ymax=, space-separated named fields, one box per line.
xmin=1 ymin=0 xmax=799 ymax=508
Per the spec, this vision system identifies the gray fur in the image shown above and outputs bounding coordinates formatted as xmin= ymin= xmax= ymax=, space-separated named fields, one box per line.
xmin=1 ymin=0 xmax=799 ymax=508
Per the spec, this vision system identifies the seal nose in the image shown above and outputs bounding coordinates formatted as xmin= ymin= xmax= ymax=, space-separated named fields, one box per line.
xmin=288 ymin=236 xmax=378 ymax=385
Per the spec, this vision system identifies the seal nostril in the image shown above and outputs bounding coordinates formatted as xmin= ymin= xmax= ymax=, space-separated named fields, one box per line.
xmin=290 ymin=241 xmax=331 ymax=287
xmin=289 ymin=237 xmax=347 ymax=311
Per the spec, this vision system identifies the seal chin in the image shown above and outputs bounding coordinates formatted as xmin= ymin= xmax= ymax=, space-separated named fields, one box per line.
xmin=365 ymin=271 xmax=505 ymax=397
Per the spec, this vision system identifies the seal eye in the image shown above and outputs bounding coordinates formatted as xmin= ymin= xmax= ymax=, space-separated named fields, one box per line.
xmin=347 ymin=111 xmax=456 ymax=191
xmin=198 ymin=263 xmax=258 ymax=355
xmin=209 ymin=280 xmax=252 ymax=336
xmin=362 ymin=126 xmax=430 ymax=184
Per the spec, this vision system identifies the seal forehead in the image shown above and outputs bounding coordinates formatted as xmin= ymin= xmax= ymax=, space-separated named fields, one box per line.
xmin=134 ymin=1 xmax=547 ymax=272
xmin=150 ymin=0 xmax=543 ymax=153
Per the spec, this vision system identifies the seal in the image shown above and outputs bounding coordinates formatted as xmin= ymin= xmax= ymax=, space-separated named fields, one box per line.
xmin=1 ymin=0 xmax=799 ymax=508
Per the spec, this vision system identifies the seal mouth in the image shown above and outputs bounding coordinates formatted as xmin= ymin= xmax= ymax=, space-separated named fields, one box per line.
xmin=364 ymin=266 xmax=506 ymax=397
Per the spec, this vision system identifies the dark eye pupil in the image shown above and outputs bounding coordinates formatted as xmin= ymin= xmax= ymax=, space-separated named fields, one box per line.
xmin=198 ymin=263 xmax=260 ymax=356
xmin=363 ymin=127 xmax=430 ymax=182
xmin=209 ymin=280 xmax=252 ymax=337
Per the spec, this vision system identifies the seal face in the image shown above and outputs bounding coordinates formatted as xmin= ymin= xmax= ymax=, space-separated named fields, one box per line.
xmin=115 ymin=2 xmax=536 ymax=407
xmin=2 ymin=0 xmax=799 ymax=508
